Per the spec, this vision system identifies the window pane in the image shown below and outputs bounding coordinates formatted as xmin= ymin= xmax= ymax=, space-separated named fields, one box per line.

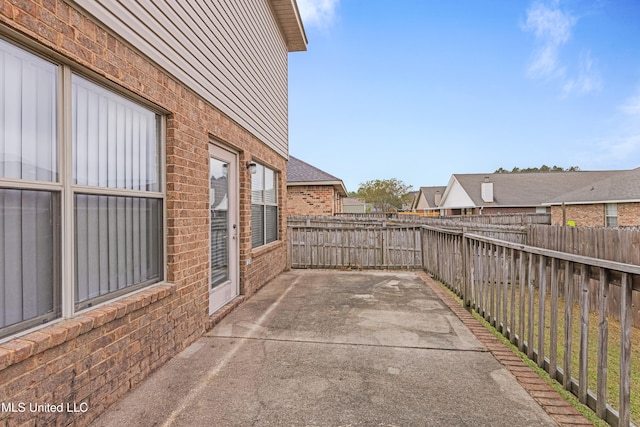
xmin=264 ymin=168 xmax=276 ymax=204
xmin=266 ymin=205 xmax=278 ymax=243
xmin=210 ymin=157 xmax=229 ymax=288
xmin=74 ymin=194 xmax=162 ymax=307
xmin=0 ymin=39 xmax=58 ymax=182
xmin=251 ymin=163 xmax=264 ymax=203
xmin=72 ymin=75 xmax=159 ymax=191
xmin=251 ymin=204 xmax=264 ymax=248
xmin=1 ymin=189 xmax=58 ymax=336
xmin=251 ymin=163 xmax=278 ymax=248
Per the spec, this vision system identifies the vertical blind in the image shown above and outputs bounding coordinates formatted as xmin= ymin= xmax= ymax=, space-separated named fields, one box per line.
xmin=74 ymin=195 xmax=161 ymax=304
xmin=72 ymin=75 xmax=162 ymax=308
xmin=72 ymin=75 xmax=159 ymax=191
xmin=0 ymin=38 xmax=164 ymax=336
xmin=0 ymin=190 xmax=57 ymax=329
xmin=0 ymin=38 xmax=58 ymax=182
xmin=0 ymin=39 xmax=59 ymax=330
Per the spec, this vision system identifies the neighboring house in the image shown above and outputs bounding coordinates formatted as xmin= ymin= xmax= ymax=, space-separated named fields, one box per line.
xmin=343 ymin=197 xmax=368 ymax=213
xmin=438 ymin=171 xmax=623 ymax=216
xmin=544 ymin=167 xmax=640 ymax=227
xmin=287 ymin=156 xmax=348 ymax=216
xmin=0 ymin=1 xmax=306 ymax=425
xmin=410 ymin=186 xmax=447 ymax=216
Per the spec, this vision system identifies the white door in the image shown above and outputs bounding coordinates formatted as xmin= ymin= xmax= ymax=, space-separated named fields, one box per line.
xmin=209 ymin=144 xmax=239 ymax=314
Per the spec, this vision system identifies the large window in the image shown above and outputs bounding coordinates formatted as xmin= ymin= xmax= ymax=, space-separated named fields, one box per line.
xmin=251 ymin=163 xmax=278 ymax=248
xmin=0 ymin=39 xmax=164 ymax=339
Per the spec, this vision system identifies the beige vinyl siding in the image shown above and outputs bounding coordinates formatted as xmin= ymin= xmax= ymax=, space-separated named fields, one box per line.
xmin=73 ymin=0 xmax=290 ymax=156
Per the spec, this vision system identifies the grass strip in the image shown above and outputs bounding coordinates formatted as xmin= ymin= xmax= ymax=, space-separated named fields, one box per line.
xmin=441 ymin=283 xmax=609 ymax=427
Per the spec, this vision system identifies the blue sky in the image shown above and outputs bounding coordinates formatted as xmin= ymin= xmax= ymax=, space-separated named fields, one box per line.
xmin=288 ymin=0 xmax=640 ymax=194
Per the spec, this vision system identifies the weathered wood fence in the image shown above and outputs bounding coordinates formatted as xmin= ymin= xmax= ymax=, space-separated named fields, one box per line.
xmin=528 ymin=225 xmax=640 ymax=265
xmin=288 ymin=225 xmax=422 ymax=269
xmin=424 ymin=228 xmax=640 ymax=427
xmin=287 ymin=216 xmax=640 ymax=426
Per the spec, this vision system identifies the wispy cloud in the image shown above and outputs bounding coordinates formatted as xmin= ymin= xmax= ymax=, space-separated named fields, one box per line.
xmin=522 ymin=0 xmax=576 ymax=80
xmin=297 ymin=0 xmax=339 ymax=29
xmin=522 ymin=1 xmax=602 ymax=97
xmin=561 ymin=50 xmax=602 ymax=97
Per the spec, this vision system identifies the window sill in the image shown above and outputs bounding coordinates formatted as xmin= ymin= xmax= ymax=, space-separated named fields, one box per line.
xmin=251 ymin=239 xmax=285 ymax=257
xmin=0 ymin=282 xmax=176 ymax=371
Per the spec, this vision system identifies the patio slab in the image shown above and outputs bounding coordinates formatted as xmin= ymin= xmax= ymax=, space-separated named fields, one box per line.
xmin=94 ymin=270 xmax=558 ymax=426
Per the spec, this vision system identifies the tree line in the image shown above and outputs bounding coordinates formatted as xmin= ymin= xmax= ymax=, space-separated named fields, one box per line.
xmin=494 ymin=165 xmax=580 ymax=173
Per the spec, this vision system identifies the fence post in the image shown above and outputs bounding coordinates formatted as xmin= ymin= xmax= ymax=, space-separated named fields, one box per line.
xmin=462 ymin=228 xmax=469 ymax=307
xmin=619 ymin=272 xmax=631 ymax=427
xmin=578 ymin=264 xmax=590 ymax=404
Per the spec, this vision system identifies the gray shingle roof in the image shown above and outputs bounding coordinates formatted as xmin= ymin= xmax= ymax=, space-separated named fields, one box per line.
xmin=287 ymin=156 xmax=341 ymax=182
xmin=418 ymin=186 xmax=447 ymax=208
xmin=454 ymin=170 xmax=626 ymax=207
xmin=545 ymin=167 xmax=640 ymax=204
xmin=286 ymin=156 xmax=348 ymax=196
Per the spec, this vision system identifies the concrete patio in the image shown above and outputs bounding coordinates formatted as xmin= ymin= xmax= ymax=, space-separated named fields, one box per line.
xmin=94 ymin=270 xmax=582 ymax=426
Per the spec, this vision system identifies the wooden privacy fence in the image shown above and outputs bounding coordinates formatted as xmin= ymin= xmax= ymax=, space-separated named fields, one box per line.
xmin=288 ymin=225 xmax=422 ymax=269
xmin=423 ymin=228 xmax=640 ymax=427
xmin=528 ymin=224 xmax=640 ymax=266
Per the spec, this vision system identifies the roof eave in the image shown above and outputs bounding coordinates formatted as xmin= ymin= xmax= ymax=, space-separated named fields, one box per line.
xmin=270 ymin=0 xmax=308 ymax=52
xmin=544 ymin=199 xmax=640 ymax=206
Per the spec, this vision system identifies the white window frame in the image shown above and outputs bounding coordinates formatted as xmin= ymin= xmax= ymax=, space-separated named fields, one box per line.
xmin=251 ymin=162 xmax=279 ymax=248
xmin=0 ymin=38 xmax=165 ymax=339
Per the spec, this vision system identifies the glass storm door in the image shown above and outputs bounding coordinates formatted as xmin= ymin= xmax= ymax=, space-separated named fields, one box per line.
xmin=209 ymin=145 xmax=238 ymax=314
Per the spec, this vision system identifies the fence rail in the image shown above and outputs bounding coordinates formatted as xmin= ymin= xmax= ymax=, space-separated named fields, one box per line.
xmin=425 ymin=230 xmax=640 ymax=427
xmin=287 ymin=216 xmax=639 ymax=426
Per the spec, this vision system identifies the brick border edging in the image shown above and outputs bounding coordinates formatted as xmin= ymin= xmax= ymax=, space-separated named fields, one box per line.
xmin=415 ymin=271 xmax=594 ymax=427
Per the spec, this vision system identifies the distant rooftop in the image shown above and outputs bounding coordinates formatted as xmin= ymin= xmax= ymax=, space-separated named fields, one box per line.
xmin=451 ymin=170 xmax=626 ymax=207
xmin=287 ymin=156 xmax=348 ymax=196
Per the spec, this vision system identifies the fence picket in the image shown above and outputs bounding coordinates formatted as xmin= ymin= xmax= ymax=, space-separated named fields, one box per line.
xmin=579 ymin=264 xmax=590 ymax=404
xmin=538 ymin=255 xmax=547 ymax=368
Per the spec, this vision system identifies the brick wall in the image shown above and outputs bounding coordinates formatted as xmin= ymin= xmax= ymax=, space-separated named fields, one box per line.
xmin=287 ymin=185 xmax=340 ymax=216
xmin=0 ymin=1 xmax=288 ymax=425
xmin=552 ymin=203 xmax=640 ymax=227
xmin=618 ymin=202 xmax=640 ymax=227
xmin=550 ymin=204 xmax=604 ymax=226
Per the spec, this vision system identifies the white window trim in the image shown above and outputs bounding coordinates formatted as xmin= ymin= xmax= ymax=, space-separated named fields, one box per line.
xmin=251 ymin=162 xmax=279 ymax=248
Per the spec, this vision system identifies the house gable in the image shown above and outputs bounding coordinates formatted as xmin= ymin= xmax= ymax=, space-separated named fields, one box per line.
xmin=439 ymin=176 xmax=475 ymax=209
xmin=415 ymin=191 xmax=429 ymax=210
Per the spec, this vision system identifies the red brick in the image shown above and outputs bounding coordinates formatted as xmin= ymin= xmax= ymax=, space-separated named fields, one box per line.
xmin=0 ymin=2 xmax=290 ymax=424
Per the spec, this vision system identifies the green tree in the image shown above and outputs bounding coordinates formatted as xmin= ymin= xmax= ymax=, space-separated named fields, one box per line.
xmin=356 ymin=178 xmax=412 ymax=212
